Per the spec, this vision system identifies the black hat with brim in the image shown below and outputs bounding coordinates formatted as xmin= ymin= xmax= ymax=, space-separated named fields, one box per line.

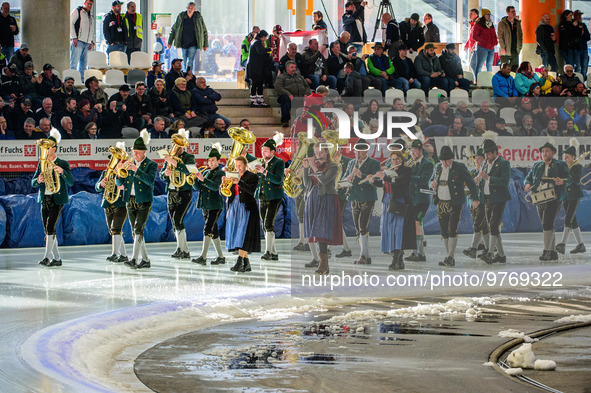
xmin=482 ymin=139 xmax=498 ymax=153
xmin=565 ymin=145 xmax=577 ymax=156
xmin=410 ymin=139 xmax=423 ymax=149
xmin=439 ymin=145 xmax=454 ymax=160
xmin=540 ymin=142 xmax=556 ymax=154
xmin=474 ymin=147 xmax=485 ymax=158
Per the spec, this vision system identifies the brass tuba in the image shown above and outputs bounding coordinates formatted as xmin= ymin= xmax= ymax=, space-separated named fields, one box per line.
xmin=36 ymin=138 xmax=60 ymax=194
xmin=220 ymin=127 xmax=256 ymax=197
xmin=104 ymin=145 xmax=129 ymax=204
xmin=168 ymin=132 xmax=190 ymax=188
xmin=284 ymin=132 xmax=318 ymax=198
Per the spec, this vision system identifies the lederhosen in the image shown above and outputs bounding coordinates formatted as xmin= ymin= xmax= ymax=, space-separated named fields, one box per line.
xmin=470 ymin=163 xmax=488 ymax=237
xmin=195 ymin=165 xmax=224 ymax=238
xmin=118 ymin=157 xmax=157 ymax=237
xmin=434 ymin=165 xmax=462 ymax=239
xmin=96 ymin=169 xmax=127 ymax=235
xmin=526 ymin=160 xmax=570 ymax=232
xmin=482 ymin=157 xmax=511 ymax=237
xmin=410 ymin=155 xmax=434 ymax=224
xmin=257 ymin=155 xmax=285 ymax=233
xmin=344 ymin=157 xmax=380 ymax=237
xmin=564 ymin=163 xmax=583 ymax=230
xmin=162 ymin=151 xmax=195 ymax=232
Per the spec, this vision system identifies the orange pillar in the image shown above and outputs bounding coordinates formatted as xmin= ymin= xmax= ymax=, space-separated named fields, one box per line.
xmin=520 ymin=0 xmax=565 ymax=68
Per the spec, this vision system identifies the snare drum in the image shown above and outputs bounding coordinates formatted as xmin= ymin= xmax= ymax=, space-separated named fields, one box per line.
xmin=530 ymin=183 xmax=557 ymax=205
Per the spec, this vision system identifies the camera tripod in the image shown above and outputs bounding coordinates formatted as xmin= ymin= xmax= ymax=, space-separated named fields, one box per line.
xmin=371 ymin=0 xmax=395 ymax=42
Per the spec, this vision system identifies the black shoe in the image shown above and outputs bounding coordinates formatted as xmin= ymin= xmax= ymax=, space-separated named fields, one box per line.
xmin=261 ymin=251 xmax=273 ymax=261
xmin=415 ymin=254 xmax=426 ymax=262
xmin=259 ymin=102 xmax=270 ymax=108
xmin=124 ymin=258 xmax=137 ymax=268
xmin=570 ymin=243 xmax=586 ymax=254
xmin=211 ymin=257 xmax=226 ymax=265
xmin=179 ymin=251 xmax=191 ymax=259
xmin=106 ymin=254 xmax=119 ymax=262
xmin=539 ymin=250 xmax=550 ymax=261
xmin=136 ymin=260 xmax=151 ymax=269
xmin=493 ymin=254 xmax=507 ymax=263
xmin=477 ymin=243 xmax=486 ymax=251
xmin=423 ymin=240 xmax=427 ymax=247
xmin=482 ymin=252 xmax=495 ymax=265
xmin=231 ymin=257 xmax=244 ymax=272
xmin=117 ymin=255 xmax=129 ymax=264
xmin=191 ymin=256 xmax=207 ymax=265
xmin=301 ymin=243 xmax=310 ymax=251
xmin=555 ymin=243 xmax=566 ymax=254
xmin=305 ymin=259 xmax=319 ymax=268
xmin=242 ymin=258 xmax=252 ymax=272
xmin=405 ymin=253 xmax=418 ymax=262
xmin=39 ymin=258 xmax=50 ymax=266
xmin=293 ymin=243 xmax=307 ymax=251
xmin=547 ymin=251 xmax=559 ymax=261
xmin=250 ymin=101 xmax=260 ymax=107
xmin=438 ymin=256 xmax=455 ymax=267
xmin=47 ymin=259 xmax=62 ymax=267
xmin=463 ymin=247 xmax=477 ymax=258
xmin=171 ymin=248 xmax=182 ymax=258
xmin=357 ymin=256 xmax=371 ymax=265
xmin=336 ymin=249 xmax=352 ymax=258
xmin=270 ymin=253 xmax=279 ymax=260
xmin=477 ymin=249 xmax=489 ymax=260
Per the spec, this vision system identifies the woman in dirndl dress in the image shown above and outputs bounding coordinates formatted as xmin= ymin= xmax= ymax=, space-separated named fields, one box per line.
xmin=303 ymin=143 xmax=343 ymax=275
xmin=371 ymin=150 xmax=415 ymax=271
xmin=225 ymin=155 xmax=261 ymax=273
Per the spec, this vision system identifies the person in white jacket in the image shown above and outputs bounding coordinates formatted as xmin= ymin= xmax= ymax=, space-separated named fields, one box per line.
xmin=70 ymin=0 xmax=95 ymax=73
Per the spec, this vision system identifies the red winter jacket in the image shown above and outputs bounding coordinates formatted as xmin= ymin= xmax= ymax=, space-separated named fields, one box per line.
xmin=473 ymin=22 xmax=498 ymax=50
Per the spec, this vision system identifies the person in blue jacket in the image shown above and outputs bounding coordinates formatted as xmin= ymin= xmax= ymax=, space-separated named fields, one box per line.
xmin=492 ymin=63 xmax=519 ymax=108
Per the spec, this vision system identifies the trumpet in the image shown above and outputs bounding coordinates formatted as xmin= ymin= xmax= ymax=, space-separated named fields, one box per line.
xmin=186 ymin=165 xmax=209 ymax=186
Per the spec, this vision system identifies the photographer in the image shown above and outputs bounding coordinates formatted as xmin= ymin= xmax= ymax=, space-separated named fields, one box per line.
xmin=17 ymin=61 xmax=40 ymax=108
xmin=100 ymin=99 xmax=130 ymax=138
xmin=36 ymin=64 xmax=62 ymax=99
xmin=108 ymin=84 xmax=134 ymax=127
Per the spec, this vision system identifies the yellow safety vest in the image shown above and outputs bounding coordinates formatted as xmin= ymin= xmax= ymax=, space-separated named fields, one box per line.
xmin=124 ymin=13 xmax=143 ymax=40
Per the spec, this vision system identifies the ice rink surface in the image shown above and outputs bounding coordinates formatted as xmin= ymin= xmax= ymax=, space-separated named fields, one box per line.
xmin=1 ymin=233 xmax=591 ymax=392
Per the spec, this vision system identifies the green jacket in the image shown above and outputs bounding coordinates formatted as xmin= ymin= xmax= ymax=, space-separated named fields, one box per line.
xmin=367 ymin=53 xmax=395 ymax=77
xmin=567 ymin=164 xmax=584 ymax=200
xmin=168 ymin=11 xmax=208 ymax=49
xmin=256 ymin=155 xmax=285 ymax=201
xmin=432 ymin=161 xmax=479 ymax=206
xmin=116 ymin=157 xmax=158 ymax=203
xmin=478 ymin=156 xmax=512 ymax=204
xmin=343 ymin=157 xmax=381 ymax=202
xmin=241 ymin=33 xmax=257 ymax=63
xmin=194 ymin=165 xmax=224 ymax=210
xmin=524 ymin=159 xmax=571 ymax=202
xmin=31 ymin=157 xmax=74 ymax=205
xmin=160 ymin=151 xmax=195 ymax=192
xmin=95 ymin=170 xmax=127 ymax=208
xmin=410 ymin=155 xmax=434 ymax=206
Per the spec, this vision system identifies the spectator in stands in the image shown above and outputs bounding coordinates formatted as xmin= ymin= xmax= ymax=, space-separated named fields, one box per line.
xmin=266 ymin=25 xmax=282 ymax=66
xmin=473 ymin=9 xmax=497 ymax=80
xmin=312 ymin=10 xmax=327 ymax=30
xmin=1 ymin=63 xmax=20 ymax=98
xmin=148 ymin=116 xmax=168 ymax=139
xmin=103 ymin=0 xmax=127 ymax=55
xmin=279 ymin=43 xmax=305 ymax=76
xmin=326 ymin=41 xmax=349 ymax=92
xmin=55 ymin=97 xmax=79 ymax=131
xmin=166 ymin=58 xmax=196 ymax=91
xmin=498 ymin=6 xmax=523 ymax=67
xmin=414 ymin=43 xmax=449 ymax=93
xmin=455 ymin=101 xmax=475 ymax=130
xmin=536 ymin=14 xmax=557 ymax=71
xmin=423 ymin=13 xmax=440 ymax=42
xmin=192 ymin=76 xmax=229 ymax=127
xmin=558 ymin=10 xmax=579 ymax=70
xmin=473 ymin=101 xmax=497 ymax=130
xmin=439 ymin=43 xmax=470 ymax=92
xmin=240 ymin=26 xmax=259 ymax=68
xmin=342 ymin=1 xmax=367 ymax=53
xmin=84 ymin=121 xmax=99 ymax=139
xmin=559 ymin=64 xmax=582 ymax=91
xmin=246 ymin=30 xmax=272 ymax=107
xmin=545 ymin=80 xmax=569 ymax=97
xmin=346 ymin=45 xmax=379 ymax=92
xmin=526 ymin=83 xmax=542 ymax=98
xmin=129 ymin=81 xmax=152 ymax=130
xmin=563 ymin=118 xmax=580 ymax=136
xmin=382 ymin=13 xmax=401 ymax=58
xmin=275 ymin=60 xmax=310 ymax=127
xmin=169 ymin=77 xmax=206 ymax=128
xmin=149 ymin=79 xmax=172 ymax=121
xmin=0 ymin=2 xmax=19 ymax=60
xmin=35 ymin=97 xmax=54 ymax=124
xmin=429 ymin=97 xmax=454 ymax=127
xmin=392 ymin=97 xmax=404 ymax=112
xmin=337 ymin=32 xmax=351 ymax=54
xmin=572 ymin=82 xmax=590 ymax=97
xmin=169 ymin=119 xmax=185 ymax=134
xmin=199 ymin=119 xmax=214 ymax=137
xmin=108 ymin=84 xmax=133 ymax=125
xmin=19 ymin=62 xmax=40 ymax=107
xmin=559 ymin=98 xmax=584 ymax=130
xmin=467 ymin=118 xmax=487 ymax=136
xmin=212 ymin=117 xmax=230 ymax=138
xmin=147 ymin=61 xmax=166 ymax=89
xmin=342 ymin=62 xmax=363 ymax=98
xmin=573 ymin=10 xmax=590 ymax=76
xmin=52 ymin=76 xmax=79 ymax=114
xmin=36 ymin=117 xmax=52 ymax=138
xmin=514 ymin=61 xmax=547 ymax=96
xmin=540 ymin=118 xmax=560 ymax=136
xmin=8 ymin=43 xmax=32 ymax=74
xmin=302 ymin=38 xmax=335 ymax=90
xmin=400 ymin=13 xmax=424 ymax=54
xmin=239 ymin=118 xmax=250 ymax=129
xmin=465 ymin=8 xmax=479 ymax=75
xmin=515 ymin=97 xmax=544 ymax=130
xmin=36 ymin=64 xmax=61 ymax=99
xmin=494 ymin=117 xmax=513 ymax=136
xmin=8 ymin=96 xmax=33 ymax=133
xmin=168 ymin=2 xmax=208 ymax=72
xmin=492 ymin=63 xmax=519 ymax=107
xmin=81 ymin=76 xmax=109 ymax=110
xmin=410 ymin=98 xmax=431 ymax=128
xmin=77 ymin=98 xmax=102 ymax=131
xmin=59 ymin=116 xmax=76 ymax=139
xmin=123 ymin=1 xmax=142 ymax=61
xmin=0 ymin=115 xmax=14 ymax=139
xmin=514 ymin=115 xmax=538 ymax=136
xmin=16 ymin=117 xmax=41 ymax=139
xmin=100 ymin=100 xmax=128 ymax=138
xmin=392 ymin=45 xmax=421 ymax=91
xmin=70 ymin=0 xmax=95 ymax=73
xmin=448 ymin=116 xmax=467 ymax=136
xmin=361 ymin=99 xmax=380 ymax=124
xmin=367 ymin=42 xmax=406 ymax=94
